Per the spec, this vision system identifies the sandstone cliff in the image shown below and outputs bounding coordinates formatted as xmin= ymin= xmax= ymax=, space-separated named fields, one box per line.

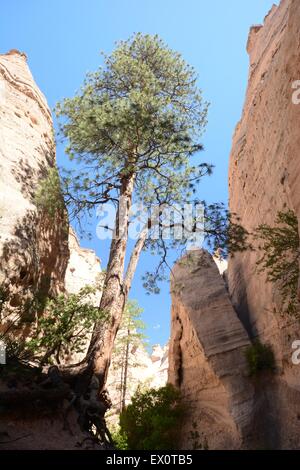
xmin=0 ymin=50 xmax=69 ymax=324
xmin=64 ymin=228 xmax=168 ymax=419
xmin=168 ymin=0 xmax=300 ymax=450
xmin=228 ymin=0 xmax=300 ymax=448
xmin=168 ymin=251 xmax=253 ymax=449
xmin=65 ymin=228 xmax=103 ymax=297
xmin=0 ymin=51 xmax=93 ymax=450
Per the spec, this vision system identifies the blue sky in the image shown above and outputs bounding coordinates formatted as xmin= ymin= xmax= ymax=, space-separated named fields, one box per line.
xmin=1 ymin=0 xmax=278 ymax=347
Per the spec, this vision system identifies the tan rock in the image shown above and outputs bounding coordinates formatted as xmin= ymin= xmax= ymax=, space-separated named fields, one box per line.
xmin=168 ymin=250 xmax=254 ymax=449
xmin=228 ymin=0 xmax=300 ymax=448
xmin=65 ymin=227 xmax=103 ymax=300
xmin=0 ymin=50 xmax=69 ymax=321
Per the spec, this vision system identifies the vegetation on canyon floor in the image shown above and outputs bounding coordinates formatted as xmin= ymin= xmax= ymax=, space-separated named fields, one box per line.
xmin=114 ymin=384 xmax=183 ymax=450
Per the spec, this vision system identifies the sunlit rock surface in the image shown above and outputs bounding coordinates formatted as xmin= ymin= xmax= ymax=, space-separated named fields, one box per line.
xmin=168 ymin=250 xmax=253 ymax=449
xmin=0 ymin=50 xmax=69 ymax=320
xmin=228 ymin=0 xmax=300 ymax=449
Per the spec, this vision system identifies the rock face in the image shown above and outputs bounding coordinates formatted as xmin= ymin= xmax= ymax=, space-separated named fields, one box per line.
xmin=0 ymin=50 xmax=69 ymax=321
xmin=65 ymin=227 xmax=102 ymax=298
xmin=168 ymin=251 xmax=254 ymax=449
xmin=0 ymin=51 xmax=93 ymax=450
xmin=227 ymin=0 xmax=300 ymax=449
xmin=169 ymin=0 xmax=300 ymax=450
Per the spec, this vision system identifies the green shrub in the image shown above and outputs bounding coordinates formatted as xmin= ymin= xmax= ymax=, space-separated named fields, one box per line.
xmin=1 ymin=286 xmax=106 ymax=365
xmin=245 ymin=341 xmax=276 ymax=376
xmin=24 ymin=286 xmax=104 ymax=365
xmin=255 ymin=210 xmax=299 ymax=315
xmin=111 ymin=427 xmax=129 ymax=450
xmin=34 ymin=167 xmax=65 ymax=218
xmin=119 ymin=384 xmax=183 ymax=450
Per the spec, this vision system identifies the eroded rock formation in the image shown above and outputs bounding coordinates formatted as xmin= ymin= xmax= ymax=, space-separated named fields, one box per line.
xmin=169 ymin=251 xmax=253 ymax=449
xmin=65 ymin=228 xmax=103 ymax=297
xmin=0 ymin=50 xmax=69 ymax=322
xmin=169 ymin=0 xmax=300 ymax=449
xmin=227 ymin=0 xmax=300 ymax=449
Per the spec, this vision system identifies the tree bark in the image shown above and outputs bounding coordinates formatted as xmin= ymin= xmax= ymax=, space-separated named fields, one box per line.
xmin=85 ymin=174 xmax=135 ymax=391
xmin=123 ymin=224 xmax=148 ymax=294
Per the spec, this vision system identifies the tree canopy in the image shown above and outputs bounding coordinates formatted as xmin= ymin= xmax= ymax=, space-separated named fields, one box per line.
xmin=56 ymin=33 xmax=210 ymax=219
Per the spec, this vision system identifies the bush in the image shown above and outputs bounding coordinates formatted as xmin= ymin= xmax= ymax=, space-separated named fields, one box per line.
xmin=255 ymin=210 xmax=299 ymax=315
xmin=28 ymin=286 xmax=105 ymax=364
xmin=245 ymin=341 xmax=276 ymax=376
xmin=34 ymin=167 xmax=65 ymax=218
xmin=6 ymin=286 xmax=105 ymax=365
xmin=119 ymin=384 xmax=183 ymax=450
xmin=111 ymin=427 xmax=128 ymax=450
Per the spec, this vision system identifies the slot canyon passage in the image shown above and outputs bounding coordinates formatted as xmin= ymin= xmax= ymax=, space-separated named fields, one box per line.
xmin=1 ymin=0 xmax=300 ymax=450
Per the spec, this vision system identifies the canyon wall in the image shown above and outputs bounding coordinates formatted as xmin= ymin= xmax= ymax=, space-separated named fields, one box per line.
xmin=169 ymin=0 xmax=300 ymax=449
xmin=169 ymin=251 xmax=254 ymax=449
xmin=0 ymin=51 xmax=167 ymax=447
xmin=0 ymin=51 xmax=88 ymax=450
xmin=228 ymin=0 xmax=300 ymax=347
xmin=228 ymin=0 xmax=300 ymax=449
xmin=0 ymin=50 xmax=69 ymax=324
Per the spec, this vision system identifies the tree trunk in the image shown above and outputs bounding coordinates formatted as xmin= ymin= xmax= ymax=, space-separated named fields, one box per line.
xmin=85 ymin=174 xmax=134 ymax=391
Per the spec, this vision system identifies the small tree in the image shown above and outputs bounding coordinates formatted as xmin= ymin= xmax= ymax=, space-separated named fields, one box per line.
xmin=255 ymin=209 xmax=299 ymax=314
xmin=111 ymin=300 xmax=147 ymax=413
xmin=119 ymin=384 xmax=183 ymax=450
xmin=6 ymin=286 xmax=106 ymax=366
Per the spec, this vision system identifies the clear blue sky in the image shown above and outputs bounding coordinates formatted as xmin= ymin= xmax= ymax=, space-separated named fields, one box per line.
xmin=1 ymin=0 xmax=278 ymax=347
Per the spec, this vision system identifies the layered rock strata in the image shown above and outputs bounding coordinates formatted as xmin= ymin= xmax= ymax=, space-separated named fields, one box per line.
xmin=168 ymin=251 xmax=254 ymax=449
xmin=228 ymin=0 xmax=300 ymax=448
xmin=0 ymin=50 xmax=69 ymax=321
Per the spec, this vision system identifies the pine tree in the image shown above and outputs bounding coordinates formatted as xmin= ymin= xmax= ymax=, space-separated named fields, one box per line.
xmin=56 ymin=33 xmax=245 ymax=392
